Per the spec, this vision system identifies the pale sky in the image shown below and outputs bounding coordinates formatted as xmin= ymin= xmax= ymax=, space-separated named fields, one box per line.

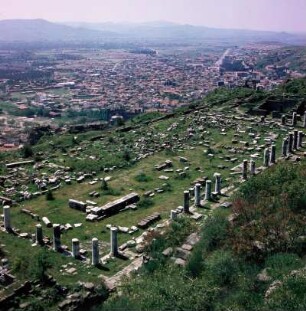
xmin=0 ymin=0 xmax=306 ymax=32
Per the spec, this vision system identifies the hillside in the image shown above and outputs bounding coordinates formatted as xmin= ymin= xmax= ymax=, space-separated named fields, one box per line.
xmin=101 ymin=161 xmax=306 ymax=311
xmin=0 ymin=79 xmax=306 ymax=310
xmin=256 ymin=46 xmax=306 ymax=73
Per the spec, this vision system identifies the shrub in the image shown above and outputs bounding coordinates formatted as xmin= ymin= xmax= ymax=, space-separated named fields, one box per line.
xmin=201 ymin=211 xmax=229 ymax=252
xmin=186 ymin=247 xmax=203 ymax=278
xmin=134 ymin=172 xmax=152 ymax=182
xmin=138 ymin=197 xmax=154 ymax=209
xmin=205 ymin=250 xmax=239 ymax=286
xmin=21 ymin=144 xmax=34 ymax=158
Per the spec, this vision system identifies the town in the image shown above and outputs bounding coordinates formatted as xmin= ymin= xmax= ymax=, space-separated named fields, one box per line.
xmin=1 ymin=42 xmax=305 ymax=149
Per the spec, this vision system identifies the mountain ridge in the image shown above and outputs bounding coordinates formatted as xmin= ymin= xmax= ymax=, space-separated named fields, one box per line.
xmin=0 ymin=19 xmax=305 ymax=44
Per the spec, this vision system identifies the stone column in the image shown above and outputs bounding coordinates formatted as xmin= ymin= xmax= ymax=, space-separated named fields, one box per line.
xmin=242 ymin=160 xmax=248 ymax=179
xmin=204 ymin=180 xmax=212 ymax=201
xmin=288 ymin=133 xmax=293 ymax=153
xmin=183 ymin=191 xmax=190 ymax=213
xmin=194 ymin=183 xmax=201 ymax=206
xmin=293 ymin=130 xmax=298 ymax=150
xmin=92 ymin=238 xmax=99 ymax=266
xmin=214 ymin=173 xmax=221 ymax=194
xmin=110 ymin=227 xmax=118 ymax=256
xmin=298 ymin=131 xmax=303 ymax=148
xmin=281 ymin=115 xmax=286 ymax=125
xmin=250 ymin=160 xmax=256 ymax=176
xmin=170 ymin=210 xmax=178 ymax=220
xmin=188 ymin=187 xmax=194 ymax=197
xmin=35 ymin=224 xmax=43 ymax=244
xmin=3 ymin=205 xmax=11 ymax=231
xmin=53 ymin=224 xmax=61 ymax=251
xmin=303 ymin=114 xmax=306 ymax=128
xmin=292 ymin=112 xmax=297 ymax=126
xmin=263 ymin=148 xmax=269 ymax=167
xmin=72 ymin=238 xmax=80 ymax=258
xmin=270 ymin=145 xmax=276 ymax=164
xmin=282 ymin=139 xmax=288 ymax=157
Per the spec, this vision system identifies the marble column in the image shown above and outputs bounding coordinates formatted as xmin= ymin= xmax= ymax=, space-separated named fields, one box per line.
xmin=170 ymin=210 xmax=178 ymax=220
xmin=35 ymin=224 xmax=43 ymax=244
xmin=282 ymin=138 xmax=288 ymax=157
xmin=92 ymin=238 xmax=99 ymax=266
xmin=293 ymin=130 xmax=298 ymax=150
xmin=292 ymin=112 xmax=297 ymax=126
xmin=3 ymin=206 xmax=11 ymax=231
xmin=72 ymin=238 xmax=80 ymax=258
xmin=53 ymin=224 xmax=61 ymax=251
xmin=270 ymin=145 xmax=276 ymax=164
xmin=194 ymin=183 xmax=201 ymax=206
xmin=281 ymin=115 xmax=286 ymax=125
xmin=250 ymin=160 xmax=256 ymax=176
xmin=183 ymin=191 xmax=190 ymax=213
xmin=298 ymin=131 xmax=304 ymax=148
xmin=263 ymin=148 xmax=269 ymax=167
xmin=204 ymin=180 xmax=212 ymax=200
xmin=288 ymin=133 xmax=293 ymax=153
xmin=110 ymin=227 xmax=118 ymax=256
xmin=242 ymin=160 xmax=248 ymax=179
xmin=214 ymin=173 xmax=221 ymax=194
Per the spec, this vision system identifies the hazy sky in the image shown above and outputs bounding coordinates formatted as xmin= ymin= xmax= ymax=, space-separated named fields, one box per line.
xmin=1 ymin=0 xmax=306 ymax=32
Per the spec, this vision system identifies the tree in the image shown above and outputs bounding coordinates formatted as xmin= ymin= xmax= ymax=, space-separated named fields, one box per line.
xmin=21 ymin=144 xmax=33 ymax=158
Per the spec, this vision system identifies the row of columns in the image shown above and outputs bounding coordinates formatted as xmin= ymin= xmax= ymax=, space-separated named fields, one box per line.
xmin=2 ymin=206 xmax=119 ymax=266
xmin=282 ymin=112 xmax=306 ymax=127
xmin=282 ymin=130 xmax=304 ymax=157
xmin=181 ymin=173 xmax=222 ymax=213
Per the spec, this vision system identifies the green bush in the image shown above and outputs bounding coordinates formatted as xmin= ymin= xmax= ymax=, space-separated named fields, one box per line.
xmin=186 ymin=247 xmax=203 ymax=278
xmin=134 ymin=172 xmax=152 ymax=182
xmin=205 ymin=250 xmax=239 ymax=286
xmin=138 ymin=197 xmax=154 ymax=209
xmin=201 ymin=211 xmax=229 ymax=252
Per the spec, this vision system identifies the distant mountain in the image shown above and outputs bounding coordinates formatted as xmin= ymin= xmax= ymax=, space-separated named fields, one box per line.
xmin=0 ymin=19 xmax=305 ymax=45
xmin=0 ymin=19 xmax=117 ymax=42
xmin=65 ymin=21 xmax=306 ymax=45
